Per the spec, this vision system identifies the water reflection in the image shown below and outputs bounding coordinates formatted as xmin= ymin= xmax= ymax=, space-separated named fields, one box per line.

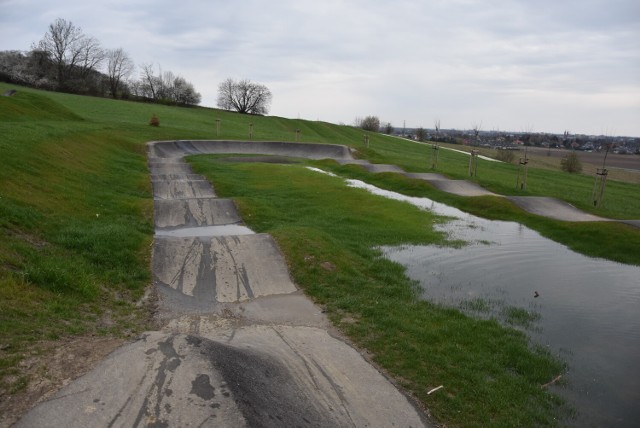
xmin=347 ymin=179 xmax=640 ymax=427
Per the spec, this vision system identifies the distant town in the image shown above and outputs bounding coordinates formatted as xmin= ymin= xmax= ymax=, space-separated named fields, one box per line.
xmin=395 ymin=128 xmax=640 ymax=155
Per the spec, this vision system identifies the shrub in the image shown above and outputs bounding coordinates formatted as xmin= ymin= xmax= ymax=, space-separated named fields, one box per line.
xmin=495 ymin=148 xmax=516 ymax=163
xmin=356 ymin=115 xmax=380 ymax=132
xmin=560 ymin=152 xmax=582 ymax=173
xmin=149 ymin=114 xmax=159 ymax=127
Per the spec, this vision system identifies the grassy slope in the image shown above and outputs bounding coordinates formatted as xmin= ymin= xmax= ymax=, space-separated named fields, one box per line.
xmin=0 ymin=83 xmax=638 ymax=424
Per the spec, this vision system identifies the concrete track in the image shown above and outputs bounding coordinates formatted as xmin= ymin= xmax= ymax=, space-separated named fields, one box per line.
xmin=18 ymin=140 xmax=432 ymax=428
xmin=18 ymin=140 xmax=638 ymax=427
xmin=506 ymin=196 xmax=606 ymax=222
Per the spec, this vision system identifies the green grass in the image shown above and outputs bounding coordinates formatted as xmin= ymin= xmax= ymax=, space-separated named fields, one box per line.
xmin=188 ymin=157 xmax=568 ymax=426
xmin=1 ymin=82 xmax=637 ymax=424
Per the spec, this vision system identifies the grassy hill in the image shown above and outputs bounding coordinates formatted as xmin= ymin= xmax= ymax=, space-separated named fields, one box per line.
xmin=1 ymin=82 xmax=638 ymax=425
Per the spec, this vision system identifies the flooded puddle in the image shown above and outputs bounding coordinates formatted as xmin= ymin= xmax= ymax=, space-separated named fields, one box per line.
xmin=347 ymin=179 xmax=640 ymax=427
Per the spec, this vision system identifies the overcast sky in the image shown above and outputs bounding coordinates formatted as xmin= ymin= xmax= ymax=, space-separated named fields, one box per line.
xmin=1 ymin=0 xmax=639 ymax=136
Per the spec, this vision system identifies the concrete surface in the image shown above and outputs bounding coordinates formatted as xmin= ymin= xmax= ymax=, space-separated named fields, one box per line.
xmin=426 ymin=179 xmax=497 ymax=197
xmin=154 ymin=198 xmax=241 ymax=230
xmin=153 ymin=234 xmax=298 ymax=306
xmin=17 ymin=328 xmax=428 ymax=428
xmin=620 ymin=219 xmax=640 ymax=228
xmin=404 ymin=172 xmax=450 ymax=181
xmin=147 ymin=140 xmax=354 ymax=161
xmin=507 ymin=196 xmax=606 ymax=222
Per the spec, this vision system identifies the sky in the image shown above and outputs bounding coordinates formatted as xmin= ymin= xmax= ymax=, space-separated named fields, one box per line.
xmin=1 ymin=0 xmax=639 ymax=136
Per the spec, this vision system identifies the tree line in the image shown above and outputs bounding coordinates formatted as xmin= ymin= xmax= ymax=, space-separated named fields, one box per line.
xmin=0 ymin=18 xmax=201 ymax=106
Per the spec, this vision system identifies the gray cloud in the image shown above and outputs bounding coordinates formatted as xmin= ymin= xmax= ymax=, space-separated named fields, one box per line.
xmin=1 ymin=0 xmax=638 ymax=135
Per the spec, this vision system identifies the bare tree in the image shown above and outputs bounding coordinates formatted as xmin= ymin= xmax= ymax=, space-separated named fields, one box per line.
xmin=415 ymin=127 xmax=426 ymax=142
xmin=434 ymin=119 xmax=441 ymax=139
xmin=33 ymin=18 xmax=82 ymax=87
xmin=139 ymin=63 xmax=160 ymax=100
xmin=472 ymin=122 xmax=482 ymax=145
xmin=383 ymin=122 xmax=394 ymax=134
xmin=158 ymin=70 xmax=175 ymax=100
xmin=33 ymin=18 xmax=103 ymax=89
xmin=106 ymin=48 xmax=134 ymax=98
xmin=76 ymin=36 xmax=104 ymax=79
xmin=217 ymin=78 xmax=272 ymax=115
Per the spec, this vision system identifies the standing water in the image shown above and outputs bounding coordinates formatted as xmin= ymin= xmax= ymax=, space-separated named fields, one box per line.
xmin=347 ymin=179 xmax=640 ymax=427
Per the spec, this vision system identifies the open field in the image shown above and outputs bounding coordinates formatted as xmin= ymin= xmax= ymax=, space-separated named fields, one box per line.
xmin=1 ymin=82 xmax=638 ymax=425
xmin=524 ymin=145 xmax=639 ymax=171
xmin=437 ymin=142 xmax=640 ymax=184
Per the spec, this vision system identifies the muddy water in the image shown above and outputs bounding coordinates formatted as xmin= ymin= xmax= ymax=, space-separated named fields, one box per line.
xmin=347 ymin=179 xmax=640 ymax=427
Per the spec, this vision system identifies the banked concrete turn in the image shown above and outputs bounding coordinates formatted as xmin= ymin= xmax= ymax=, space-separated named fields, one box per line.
xmin=18 ymin=141 xmax=433 ymax=428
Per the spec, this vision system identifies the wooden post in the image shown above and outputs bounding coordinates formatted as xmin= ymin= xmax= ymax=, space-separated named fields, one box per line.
xmin=249 ymin=123 xmax=253 ymax=140
xmin=431 ymin=143 xmax=439 ymax=170
xmin=295 ymin=129 xmax=300 ymax=142
xmin=215 ymin=119 xmax=221 ymax=137
xmin=591 ymin=145 xmax=611 ymax=207
xmin=364 ymin=134 xmax=369 ymax=148
xmin=516 ymin=149 xmax=529 ymax=190
xmin=592 ymin=168 xmax=608 ymax=207
xmin=469 ymin=150 xmax=479 ymax=176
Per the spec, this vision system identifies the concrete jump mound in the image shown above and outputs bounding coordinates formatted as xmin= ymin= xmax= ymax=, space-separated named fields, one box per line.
xmin=427 ymin=180 xmax=497 ymax=197
xmin=507 ymin=196 xmax=607 ymax=222
xmin=153 ymin=234 xmax=298 ymax=310
xmin=154 ymin=198 xmax=241 ymax=229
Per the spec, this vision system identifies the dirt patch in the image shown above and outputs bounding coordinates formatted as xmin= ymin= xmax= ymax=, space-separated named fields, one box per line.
xmin=0 ymin=285 xmax=160 ymax=427
xmin=0 ymin=335 xmax=128 ymax=427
